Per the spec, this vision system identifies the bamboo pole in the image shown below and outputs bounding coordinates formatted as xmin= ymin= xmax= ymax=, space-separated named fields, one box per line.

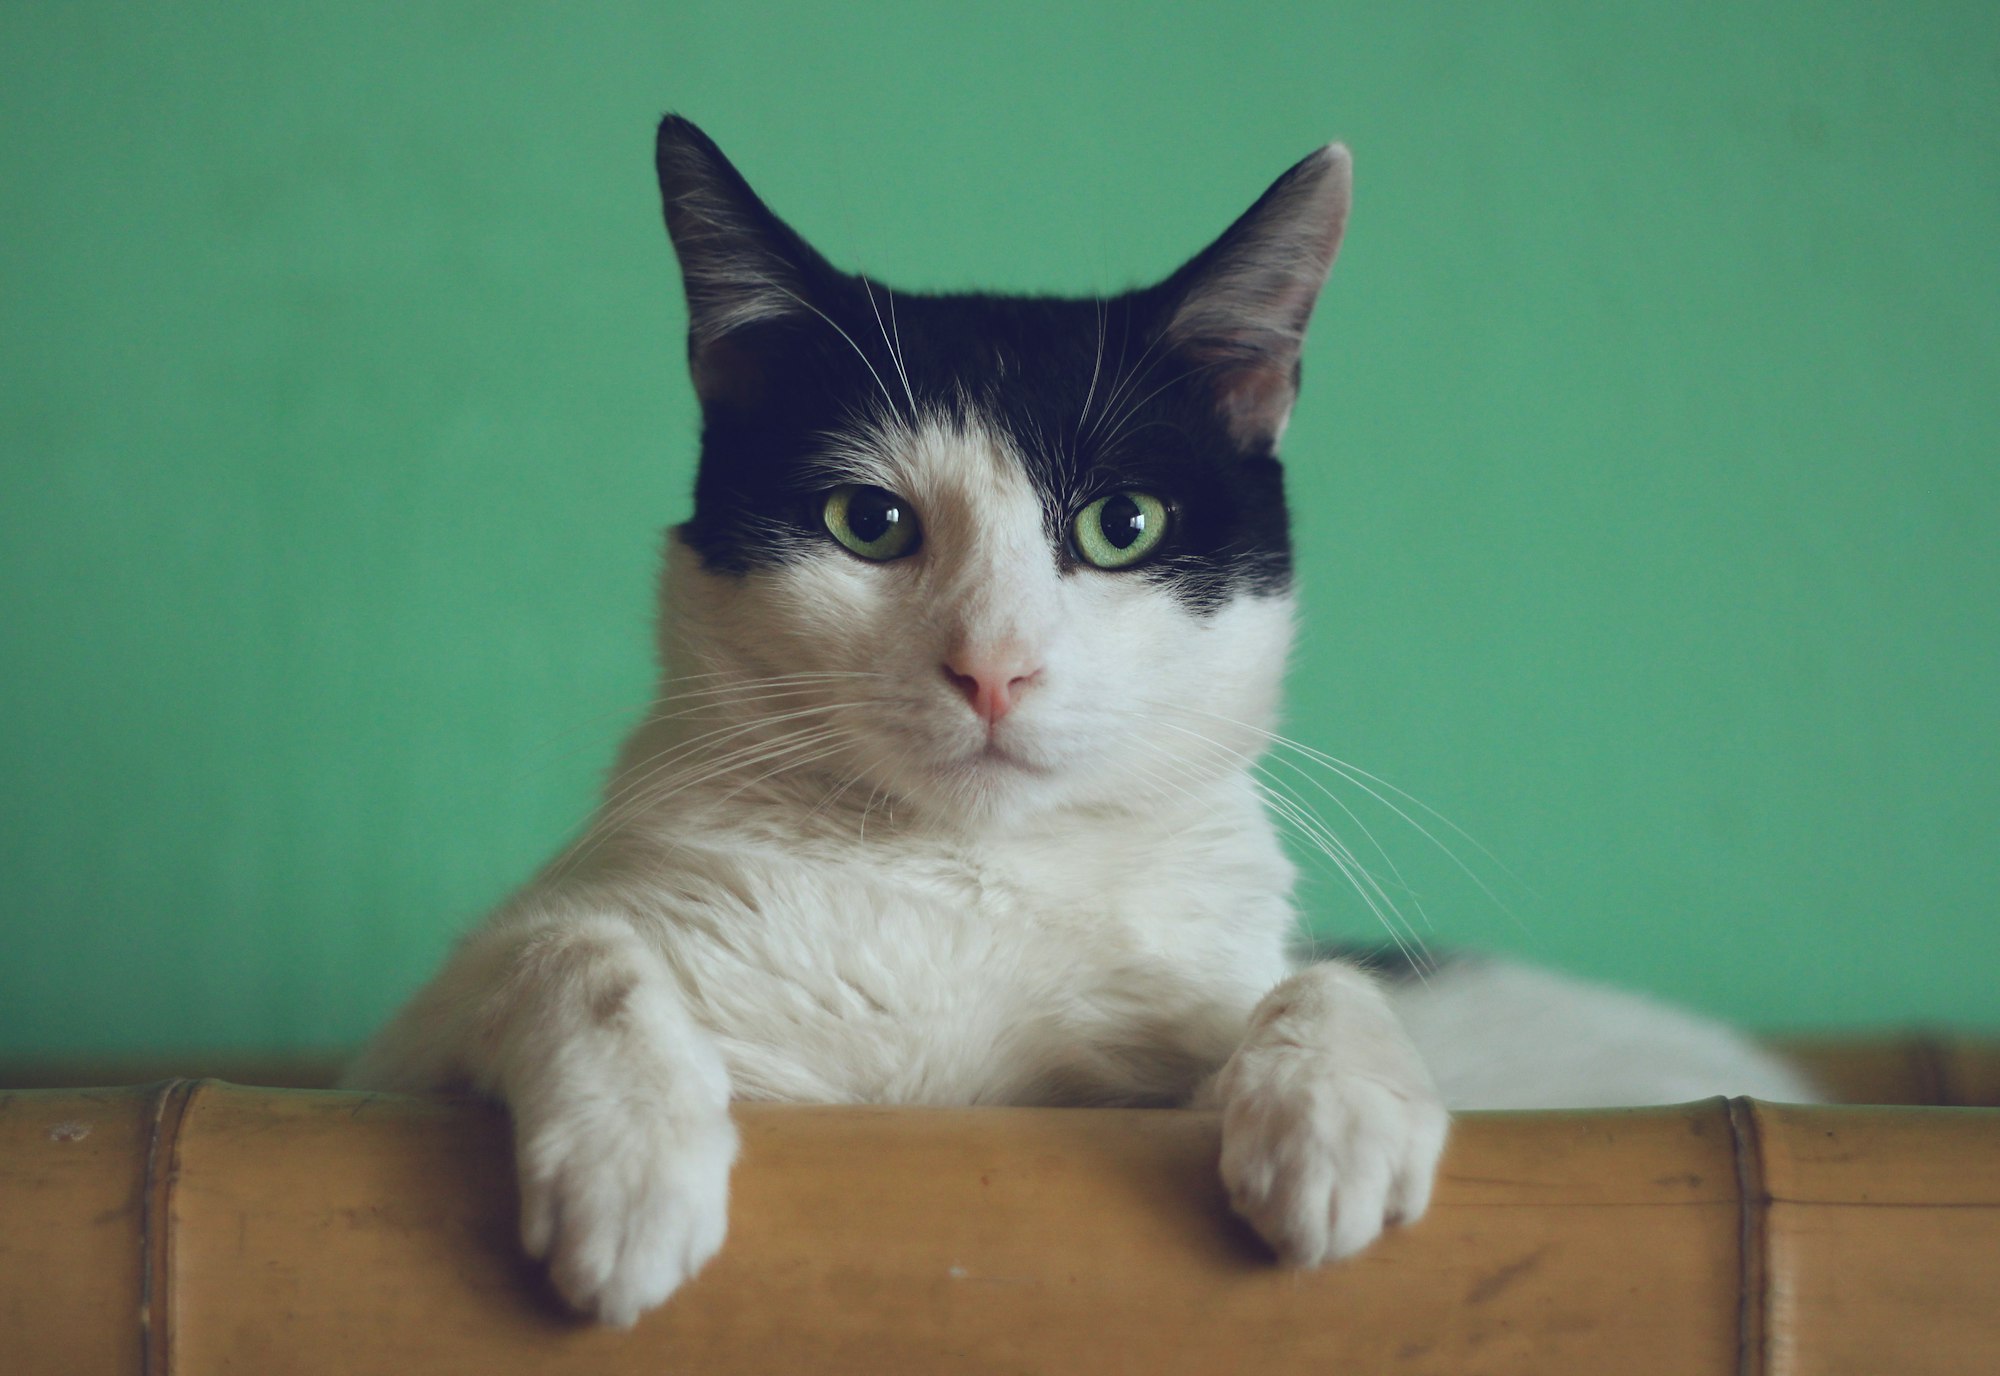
xmin=1 ymin=1082 xmax=1995 ymax=1375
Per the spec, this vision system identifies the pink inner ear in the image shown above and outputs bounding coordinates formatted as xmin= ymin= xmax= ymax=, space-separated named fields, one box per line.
xmin=1166 ymin=270 xmax=1326 ymax=447
xmin=1153 ymin=143 xmax=1351 ymax=449
xmin=1214 ymin=365 xmax=1299 ymax=447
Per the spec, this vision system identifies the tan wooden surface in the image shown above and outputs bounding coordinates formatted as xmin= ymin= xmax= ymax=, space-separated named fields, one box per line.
xmin=2 ymin=1079 xmax=1997 ymax=1375
xmin=1751 ymin=1102 xmax=2000 ymax=1376
xmin=0 ymin=1086 xmax=151 ymax=1376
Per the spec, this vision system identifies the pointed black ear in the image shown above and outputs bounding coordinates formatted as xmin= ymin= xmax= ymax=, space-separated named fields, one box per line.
xmin=654 ymin=116 xmax=835 ymax=405
xmin=1158 ymin=143 xmax=1352 ymax=448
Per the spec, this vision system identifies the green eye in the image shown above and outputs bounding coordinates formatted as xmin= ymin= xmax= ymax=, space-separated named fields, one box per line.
xmin=1073 ymin=491 xmax=1169 ymax=569
xmin=822 ymin=484 xmax=921 ymax=561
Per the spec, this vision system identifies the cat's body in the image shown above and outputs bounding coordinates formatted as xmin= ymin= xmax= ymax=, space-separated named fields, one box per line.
xmin=348 ymin=117 xmax=1813 ymax=1326
xmin=355 ymin=613 xmax=1296 ymax=1111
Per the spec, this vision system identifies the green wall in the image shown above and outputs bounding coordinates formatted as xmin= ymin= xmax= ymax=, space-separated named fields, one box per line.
xmin=2 ymin=3 xmax=1994 ymax=1059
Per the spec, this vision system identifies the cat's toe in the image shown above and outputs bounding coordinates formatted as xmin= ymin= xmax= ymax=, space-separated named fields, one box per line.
xmin=516 ymin=1105 xmax=738 ymax=1326
xmin=1218 ymin=1063 xmax=1448 ymax=1268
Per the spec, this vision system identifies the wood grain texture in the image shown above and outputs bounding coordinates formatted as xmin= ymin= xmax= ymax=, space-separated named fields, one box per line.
xmin=1751 ymin=1103 xmax=2000 ymax=1376
xmin=0 ymin=1086 xmax=151 ymax=1376
xmin=1 ymin=1080 xmax=1995 ymax=1375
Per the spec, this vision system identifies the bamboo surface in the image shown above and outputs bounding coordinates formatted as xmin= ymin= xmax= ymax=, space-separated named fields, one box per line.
xmin=2 ymin=1077 xmax=1997 ymax=1375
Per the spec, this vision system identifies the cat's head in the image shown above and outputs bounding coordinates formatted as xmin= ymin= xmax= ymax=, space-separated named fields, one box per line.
xmin=651 ymin=116 xmax=1349 ymax=827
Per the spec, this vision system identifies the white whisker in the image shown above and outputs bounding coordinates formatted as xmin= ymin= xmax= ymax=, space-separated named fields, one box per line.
xmin=862 ymin=278 xmax=918 ymax=417
xmin=555 ymin=708 xmax=858 ymax=876
xmin=1177 ymin=705 xmax=1526 ymax=923
xmin=743 ymin=270 xmax=903 ymax=420
xmin=1150 ymin=716 xmax=1433 ymax=966
xmin=1073 ymin=296 xmax=1108 ymax=452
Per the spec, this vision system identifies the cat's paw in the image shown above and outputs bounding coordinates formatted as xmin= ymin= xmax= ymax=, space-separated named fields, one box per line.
xmin=1215 ymin=1025 xmax=1449 ymax=1266
xmin=514 ymin=1097 xmax=739 ymax=1326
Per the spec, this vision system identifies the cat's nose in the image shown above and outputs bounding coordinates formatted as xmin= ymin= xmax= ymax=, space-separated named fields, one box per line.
xmin=941 ymin=652 xmax=1042 ymax=726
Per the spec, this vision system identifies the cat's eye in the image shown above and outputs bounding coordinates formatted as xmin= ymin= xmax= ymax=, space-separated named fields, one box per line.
xmin=1073 ymin=491 xmax=1169 ymax=569
xmin=822 ymin=484 xmax=922 ymax=561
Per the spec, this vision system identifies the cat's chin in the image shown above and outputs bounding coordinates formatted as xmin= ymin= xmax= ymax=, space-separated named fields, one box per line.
xmin=861 ymin=738 xmax=1070 ymax=827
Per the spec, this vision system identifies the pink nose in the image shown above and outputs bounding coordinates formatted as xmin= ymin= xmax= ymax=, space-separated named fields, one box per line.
xmin=942 ymin=653 xmax=1042 ymax=726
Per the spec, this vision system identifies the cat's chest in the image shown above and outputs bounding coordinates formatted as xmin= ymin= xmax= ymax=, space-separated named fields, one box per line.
xmin=649 ymin=811 xmax=1294 ymax=1105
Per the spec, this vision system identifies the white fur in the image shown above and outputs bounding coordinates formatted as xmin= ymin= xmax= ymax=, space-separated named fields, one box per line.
xmin=1210 ymin=961 xmax=1449 ymax=1265
xmin=1390 ymin=960 xmax=1818 ymax=1109
xmin=348 ymin=413 xmax=1812 ymax=1324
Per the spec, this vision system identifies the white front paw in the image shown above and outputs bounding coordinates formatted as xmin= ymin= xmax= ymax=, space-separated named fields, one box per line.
xmin=515 ymin=1098 xmax=739 ymax=1326
xmin=1216 ymin=1040 xmax=1448 ymax=1266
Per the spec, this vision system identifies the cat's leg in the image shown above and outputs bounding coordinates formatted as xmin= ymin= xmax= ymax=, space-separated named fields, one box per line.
xmin=1205 ymin=961 xmax=1449 ymax=1265
xmin=346 ymin=904 xmax=737 ymax=1327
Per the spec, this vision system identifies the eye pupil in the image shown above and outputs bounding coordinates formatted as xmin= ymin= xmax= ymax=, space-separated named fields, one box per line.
xmin=824 ymin=484 xmax=920 ymax=560
xmin=1098 ymin=493 xmax=1146 ymax=550
xmin=846 ymin=487 xmax=901 ymax=545
xmin=1072 ymin=490 xmax=1168 ymax=569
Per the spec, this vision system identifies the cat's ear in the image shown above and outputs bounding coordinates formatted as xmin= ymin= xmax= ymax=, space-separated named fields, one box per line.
xmin=655 ymin=115 xmax=836 ymax=406
xmin=1157 ymin=143 xmax=1352 ymax=448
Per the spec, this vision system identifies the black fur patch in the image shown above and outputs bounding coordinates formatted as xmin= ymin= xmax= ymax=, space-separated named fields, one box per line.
xmin=658 ymin=117 xmax=1313 ymax=613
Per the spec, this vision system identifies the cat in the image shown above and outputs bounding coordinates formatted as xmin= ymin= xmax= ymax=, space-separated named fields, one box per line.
xmin=345 ymin=115 xmax=1815 ymax=1327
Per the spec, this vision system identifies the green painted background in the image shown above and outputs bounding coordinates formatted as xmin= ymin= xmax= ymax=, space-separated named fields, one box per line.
xmin=3 ymin=3 xmax=1994 ymax=1060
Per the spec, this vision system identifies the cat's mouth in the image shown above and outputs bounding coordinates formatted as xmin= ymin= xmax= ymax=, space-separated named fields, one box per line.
xmin=941 ymin=736 xmax=1051 ymax=778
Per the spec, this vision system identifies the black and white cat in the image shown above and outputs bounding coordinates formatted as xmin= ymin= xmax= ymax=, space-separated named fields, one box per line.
xmin=347 ymin=116 xmax=1813 ymax=1326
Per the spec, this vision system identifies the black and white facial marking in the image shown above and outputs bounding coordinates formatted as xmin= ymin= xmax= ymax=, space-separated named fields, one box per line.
xmin=654 ymin=116 xmax=1349 ymax=614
